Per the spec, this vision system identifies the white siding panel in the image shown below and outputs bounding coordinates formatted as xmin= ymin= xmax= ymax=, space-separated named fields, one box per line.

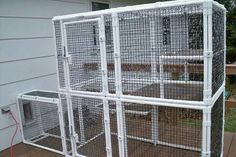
xmin=0 ymin=56 xmax=56 ymax=85
xmin=0 ymin=0 xmax=88 ymax=18
xmin=0 ymin=74 xmax=57 ymax=106
xmin=0 ymin=123 xmax=22 ymax=151
xmin=111 ymin=0 xmax=156 ymax=7
xmin=0 ymin=103 xmax=23 ymax=150
xmin=0 ymin=18 xmax=52 ymax=39
xmin=0 ymin=103 xmax=21 ymax=130
xmin=0 ymin=38 xmax=54 ymax=63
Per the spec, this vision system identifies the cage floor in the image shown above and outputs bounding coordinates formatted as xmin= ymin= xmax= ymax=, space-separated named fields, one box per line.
xmin=109 ymin=112 xmax=202 ymax=148
xmin=77 ymin=134 xmax=200 ymax=157
xmin=35 ymin=136 xmax=63 ymax=151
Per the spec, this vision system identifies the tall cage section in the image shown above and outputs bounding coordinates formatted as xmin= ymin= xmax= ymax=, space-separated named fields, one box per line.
xmin=52 ymin=0 xmax=226 ymax=157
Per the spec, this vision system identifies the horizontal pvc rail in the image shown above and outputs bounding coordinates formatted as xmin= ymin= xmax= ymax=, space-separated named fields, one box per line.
xmin=53 ymin=0 xmax=225 ymax=21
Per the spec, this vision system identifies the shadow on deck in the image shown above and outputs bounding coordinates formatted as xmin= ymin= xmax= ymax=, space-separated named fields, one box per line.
xmin=0 ymin=132 xmax=236 ymax=157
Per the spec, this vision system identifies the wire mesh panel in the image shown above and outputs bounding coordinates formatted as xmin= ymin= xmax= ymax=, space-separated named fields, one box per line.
xmin=104 ymin=15 xmax=116 ymax=94
xmin=212 ymin=5 xmax=225 ymax=95
xmin=54 ymin=20 xmax=66 ymax=89
xmin=117 ymin=4 xmax=204 ymax=101
xmin=122 ymin=103 xmax=202 ymax=157
xmin=211 ymin=93 xmax=224 ymax=157
xmin=64 ymin=20 xmax=103 ymax=92
xmin=18 ymin=99 xmax=64 ymax=153
xmin=66 ymin=96 xmax=107 ymax=156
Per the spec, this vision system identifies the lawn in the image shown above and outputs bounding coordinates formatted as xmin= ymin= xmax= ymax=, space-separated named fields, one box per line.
xmin=225 ymin=108 xmax=236 ymax=132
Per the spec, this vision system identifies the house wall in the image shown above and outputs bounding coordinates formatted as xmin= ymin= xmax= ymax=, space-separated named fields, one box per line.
xmin=0 ymin=0 xmax=157 ymax=151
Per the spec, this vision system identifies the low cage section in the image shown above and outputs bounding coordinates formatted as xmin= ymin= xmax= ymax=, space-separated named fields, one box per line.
xmin=17 ymin=90 xmax=68 ymax=155
xmin=47 ymin=0 xmax=227 ymax=156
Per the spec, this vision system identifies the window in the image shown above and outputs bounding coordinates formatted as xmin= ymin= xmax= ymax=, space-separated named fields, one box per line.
xmin=23 ymin=101 xmax=33 ymax=123
xmin=92 ymin=1 xmax=111 ymax=46
xmin=92 ymin=2 xmax=109 ymax=11
xmin=162 ymin=16 xmax=171 ymax=45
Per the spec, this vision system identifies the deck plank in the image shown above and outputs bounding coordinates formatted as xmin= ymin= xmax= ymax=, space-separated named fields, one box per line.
xmin=227 ymin=133 xmax=236 ymax=157
xmin=223 ymin=132 xmax=234 ymax=157
xmin=1 ymin=132 xmax=236 ymax=157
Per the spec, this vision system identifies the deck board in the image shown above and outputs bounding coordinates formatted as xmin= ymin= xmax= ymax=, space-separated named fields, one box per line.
xmin=226 ymin=133 xmax=236 ymax=157
xmin=223 ymin=132 xmax=234 ymax=157
xmin=1 ymin=132 xmax=236 ymax=157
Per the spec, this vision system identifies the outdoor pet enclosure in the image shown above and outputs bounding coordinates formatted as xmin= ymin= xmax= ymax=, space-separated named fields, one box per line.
xmin=52 ymin=0 xmax=226 ymax=156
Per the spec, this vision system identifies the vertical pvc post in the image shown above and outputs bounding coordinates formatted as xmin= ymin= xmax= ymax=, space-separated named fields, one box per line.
xmin=57 ymin=98 xmax=68 ymax=155
xmin=202 ymin=1 xmax=213 ymax=157
xmin=77 ymin=101 xmax=85 ymax=144
xmin=159 ymin=58 xmax=164 ymax=98
xmin=202 ymin=107 xmax=212 ymax=157
xmin=203 ymin=0 xmax=213 ymax=103
xmin=99 ymin=16 xmax=113 ymax=157
xmin=112 ymin=13 xmax=128 ymax=157
xmin=61 ymin=20 xmax=78 ymax=157
xmin=221 ymin=9 xmax=227 ymax=157
xmin=184 ymin=61 xmax=189 ymax=81
xmin=150 ymin=19 xmax=158 ymax=145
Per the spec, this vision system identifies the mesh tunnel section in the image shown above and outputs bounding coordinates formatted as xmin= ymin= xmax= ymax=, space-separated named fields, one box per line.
xmin=117 ymin=4 xmax=204 ymax=101
xmin=19 ymin=100 xmax=63 ymax=152
xmin=211 ymin=93 xmax=223 ymax=157
xmin=122 ymin=102 xmax=202 ymax=157
xmin=212 ymin=6 xmax=225 ymax=95
xmin=65 ymin=21 xmax=102 ymax=93
xmin=54 ymin=20 xmax=66 ymax=89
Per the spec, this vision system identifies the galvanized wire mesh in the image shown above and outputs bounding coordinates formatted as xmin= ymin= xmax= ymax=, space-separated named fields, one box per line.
xmin=65 ymin=21 xmax=102 ymax=92
xmin=105 ymin=15 xmax=116 ymax=93
xmin=122 ymin=103 xmax=202 ymax=157
xmin=19 ymin=99 xmax=63 ymax=152
xmin=69 ymin=96 xmax=106 ymax=156
xmin=212 ymin=5 xmax=225 ymax=95
xmin=211 ymin=93 xmax=223 ymax=157
xmin=54 ymin=20 xmax=66 ymax=89
xmin=117 ymin=4 xmax=204 ymax=100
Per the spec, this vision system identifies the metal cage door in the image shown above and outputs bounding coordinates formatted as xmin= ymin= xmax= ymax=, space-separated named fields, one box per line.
xmin=62 ymin=17 xmax=112 ymax=157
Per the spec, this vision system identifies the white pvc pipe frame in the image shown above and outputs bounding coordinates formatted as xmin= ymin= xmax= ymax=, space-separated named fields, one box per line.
xmin=17 ymin=90 xmax=96 ymax=157
xmin=16 ymin=90 xmax=68 ymax=157
xmin=52 ymin=0 xmax=227 ymax=157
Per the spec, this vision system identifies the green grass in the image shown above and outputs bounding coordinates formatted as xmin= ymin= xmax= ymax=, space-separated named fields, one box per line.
xmin=179 ymin=109 xmax=236 ymax=132
xmin=225 ymin=108 xmax=236 ymax=132
xmin=181 ymin=118 xmax=202 ymax=128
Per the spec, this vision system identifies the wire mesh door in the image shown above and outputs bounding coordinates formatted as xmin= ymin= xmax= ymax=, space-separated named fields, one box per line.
xmin=62 ymin=17 xmax=113 ymax=157
xmin=62 ymin=18 xmax=104 ymax=92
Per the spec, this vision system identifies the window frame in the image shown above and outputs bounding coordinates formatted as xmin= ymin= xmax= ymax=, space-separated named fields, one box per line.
xmin=90 ymin=0 xmax=110 ymax=11
xmin=20 ymin=100 xmax=35 ymax=126
xmin=91 ymin=1 xmax=111 ymax=47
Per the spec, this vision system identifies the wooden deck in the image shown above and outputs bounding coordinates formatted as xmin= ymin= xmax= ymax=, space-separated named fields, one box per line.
xmin=1 ymin=132 xmax=236 ymax=157
xmin=224 ymin=132 xmax=236 ymax=157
